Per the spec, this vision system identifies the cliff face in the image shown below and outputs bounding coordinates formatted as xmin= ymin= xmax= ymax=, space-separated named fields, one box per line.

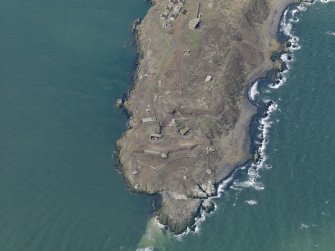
xmin=117 ymin=0 xmax=298 ymax=234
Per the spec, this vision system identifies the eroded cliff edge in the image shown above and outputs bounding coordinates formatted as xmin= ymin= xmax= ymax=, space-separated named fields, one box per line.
xmin=117 ymin=0 xmax=298 ymax=234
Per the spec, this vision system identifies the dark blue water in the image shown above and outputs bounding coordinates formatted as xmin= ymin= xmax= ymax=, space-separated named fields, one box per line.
xmin=0 ymin=0 xmax=150 ymax=250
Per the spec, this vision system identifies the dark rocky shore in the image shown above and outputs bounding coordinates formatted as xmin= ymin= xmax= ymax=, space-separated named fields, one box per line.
xmin=117 ymin=0 xmax=299 ymax=234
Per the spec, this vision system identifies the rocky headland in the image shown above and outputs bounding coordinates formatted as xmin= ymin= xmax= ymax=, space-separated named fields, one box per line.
xmin=117 ymin=0 xmax=299 ymax=234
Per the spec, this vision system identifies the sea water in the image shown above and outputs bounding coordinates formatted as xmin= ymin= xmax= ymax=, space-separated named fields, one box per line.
xmin=0 ymin=0 xmax=150 ymax=250
xmin=1 ymin=0 xmax=335 ymax=251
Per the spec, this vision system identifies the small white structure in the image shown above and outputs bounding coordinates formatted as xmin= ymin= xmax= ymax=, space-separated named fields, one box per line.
xmin=188 ymin=18 xmax=200 ymax=30
xmin=174 ymin=5 xmax=182 ymax=14
xmin=205 ymin=75 xmax=213 ymax=82
xmin=166 ymin=3 xmax=174 ymax=11
xmin=115 ymin=99 xmax=123 ymax=108
xmin=160 ymin=152 xmax=168 ymax=159
xmin=168 ymin=119 xmax=177 ymax=127
xmin=160 ymin=12 xmax=169 ymax=21
xmin=144 ymin=149 xmax=168 ymax=159
xmin=141 ymin=117 xmax=157 ymax=123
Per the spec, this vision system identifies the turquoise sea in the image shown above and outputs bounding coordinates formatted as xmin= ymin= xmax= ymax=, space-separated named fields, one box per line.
xmin=0 ymin=0 xmax=334 ymax=251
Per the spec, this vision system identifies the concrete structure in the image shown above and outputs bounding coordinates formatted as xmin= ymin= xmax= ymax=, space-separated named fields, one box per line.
xmin=141 ymin=117 xmax=157 ymax=123
xmin=160 ymin=0 xmax=187 ymax=29
xmin=188 ymin=18 xmax=200 ymax=30
xmin=144 ymin=149 xmax=168 ymax=159
xmin=160 ymin=152 xmax=168 ymax=159
xmin=179 ymin=127 xmax=190 ymax=136
xmin=150 ymin=134 xmax=162 ymax=141
xmin=205 ymin=75 xmax=212 ymax=82
xmin=160 ymin=12 xmax=169 ymax=21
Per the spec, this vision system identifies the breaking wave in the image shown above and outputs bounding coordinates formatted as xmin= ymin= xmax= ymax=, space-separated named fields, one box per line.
xmin=245 ymin=200 xmax=258 ymax=206
xmin=239 ymin=0 xmax=307 ymax=192
xmin=217 ymin=0 xmax=318 ymax=202
xmin=163 ymin=0 xmax=333 ymax=238
xmin=249 ymin=81 xmax=259 ymax=101
xmin=233 ymin=0 xmax=333 ymax=200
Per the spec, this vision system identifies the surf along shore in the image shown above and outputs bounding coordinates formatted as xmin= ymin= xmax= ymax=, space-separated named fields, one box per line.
xmin=117 ymin=0 xmax=301 ymax=234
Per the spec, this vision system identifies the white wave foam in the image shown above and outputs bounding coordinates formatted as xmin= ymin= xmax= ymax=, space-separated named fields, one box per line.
xmin=303 ymin=0 xmax=335 ymax=5
xmin=174 ymin=99 xmax=281 ymax=234
xmin=280 ymin=19 xmax=292 ymax=36
xmin=272 ymin=3 xmax=307 ymax=89
xmin=301 ymin=1 xmax=315 ymax=6
xmin=136 ymin=247 xmax=155 ymax=251
xmin=326 ymin=31 xmax=335 ymax=36
xmin=243 ymin=0 xmax=335 ymax=201
xmin=174 ymin=164 xmax=247 ymax=238
xmin=215 ymin=0 xmax=335 ymax=233
xmin=245 ymin=200 xmax=258 ymax=206
xmin=233 ymin=179 xmax=265 ymax=191
xmin=136 ymin=248 xmax=155 ymax=251
xmin=300 ymin=223 xmax=309 ymax=229
xmin=297 ymin=4 xmax=307 ymax=11
xmin=241 ymin=0 xmax=333 ymax=198
xmin=249 ymin=81 xmax=259 ymax=101
xmin=243 ymin=102 xmax=278 ymax=188
xmin=175 ymin=102 xmax=281 ymax=236
xmin=193 ymin=208 xmax=208 ymax=233
xmin=169 ymin=0 xmax=334 ymax=238
xmin=175 ymin=207 xmax=208 ymax=239
xmin=217 ymin=171 xmax=237 ymax=195
xmin=281 ymin=53 xmax=294 ymax=64
xmin=320 ymin=0 xmax=335 ymax=3
xmin=270 ymin=70 xmax=289 ymax=89
xmin=280 ymin=5 xmax=303 ymax=52
xmin=290 ymin=17 xmax=300 ymax=23
xmin=291 ymin=9 xmax=299 ymax=16
xmin=173 ymin=168 xmax=238 ymax=239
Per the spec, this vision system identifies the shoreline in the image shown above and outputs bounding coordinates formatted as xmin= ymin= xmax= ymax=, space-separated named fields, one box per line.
xmin=175 ymin=0 xmax=313 ymax=236
xmin=136 ymin=1 xmax=335 ymax=248
xmin=117 ymin=0 xmax=300 ymax=235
